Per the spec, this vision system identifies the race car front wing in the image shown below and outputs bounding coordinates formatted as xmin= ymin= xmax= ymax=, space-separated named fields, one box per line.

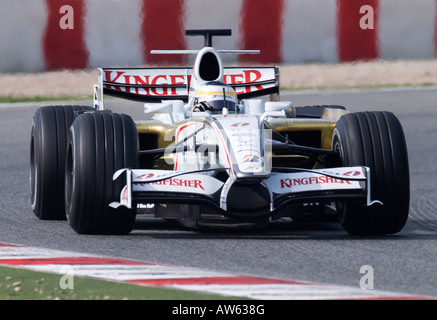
xmin=109 ymin=166 xmax=383 ymax=216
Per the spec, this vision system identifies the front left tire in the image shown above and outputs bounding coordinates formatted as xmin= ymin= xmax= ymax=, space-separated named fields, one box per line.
xmin=30 ymin=105 xmax=94 ymax=220
xmin=65 ymin=111 xmax=139 ymax=234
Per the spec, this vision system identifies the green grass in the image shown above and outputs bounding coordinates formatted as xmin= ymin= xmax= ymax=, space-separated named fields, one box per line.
xmin=0 ymin=96 xmax=92 ymax=104
xmin=0 ymin=266 xmax=238 ymax=300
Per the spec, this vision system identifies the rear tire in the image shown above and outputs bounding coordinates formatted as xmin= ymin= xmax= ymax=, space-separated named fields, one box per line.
xmin=30 ymin=105 xmax=94 ymax=220
xmin=65 ymin=111 xmax=138 ymax=234
xmin=332 ymin=111 xmax=409 ymax=235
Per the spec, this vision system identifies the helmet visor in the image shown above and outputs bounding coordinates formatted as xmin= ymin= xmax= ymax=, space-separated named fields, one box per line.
xmin=208 ymin=99 xmax=238 ymax=113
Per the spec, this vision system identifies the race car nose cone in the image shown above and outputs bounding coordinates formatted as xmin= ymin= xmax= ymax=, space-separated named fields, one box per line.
xmin=226 ymin=182 xmax=270 ymax=214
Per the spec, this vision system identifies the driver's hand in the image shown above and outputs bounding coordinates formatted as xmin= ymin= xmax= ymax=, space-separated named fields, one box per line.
xmin=192 ymin=101 xmax=213 ymax=112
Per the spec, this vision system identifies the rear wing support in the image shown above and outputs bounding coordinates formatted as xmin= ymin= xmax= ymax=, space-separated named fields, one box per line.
xmin=93 ymin=68 xmax=103 ymax=110
xmin=185 ymin=29 xmax=232 ymax=47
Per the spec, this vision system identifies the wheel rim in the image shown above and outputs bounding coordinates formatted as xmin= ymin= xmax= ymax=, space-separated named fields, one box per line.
xmin=65 ymin=139 xmax=74 ymax=218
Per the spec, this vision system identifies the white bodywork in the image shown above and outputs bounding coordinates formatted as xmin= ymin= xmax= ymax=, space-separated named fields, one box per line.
xmin=93 ymin=31 xmax=380 ymax=216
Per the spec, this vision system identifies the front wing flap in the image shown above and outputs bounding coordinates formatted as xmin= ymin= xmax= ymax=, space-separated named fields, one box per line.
xmin=109 ymin=166 xmax=382 ymax=215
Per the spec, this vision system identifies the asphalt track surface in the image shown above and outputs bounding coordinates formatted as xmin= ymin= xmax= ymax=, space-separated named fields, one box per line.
xmin=1 ymin=86 xmax=437 ymax=298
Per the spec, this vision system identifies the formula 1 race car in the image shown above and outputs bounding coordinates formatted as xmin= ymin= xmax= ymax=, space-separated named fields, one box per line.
xmin=30 ymin=29 xmax=410 ymax=235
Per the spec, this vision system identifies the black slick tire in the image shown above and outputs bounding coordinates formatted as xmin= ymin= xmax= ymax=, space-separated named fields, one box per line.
xmin=332 ymin=111 xmax=410 ymax=235
xmin=30 ymin=105 xmax=94 ymax=220
xmin=65 ymin=111 xmax=138 ymax=234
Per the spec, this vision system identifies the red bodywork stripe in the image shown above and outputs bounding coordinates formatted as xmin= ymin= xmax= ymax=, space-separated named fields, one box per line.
xmin=174 ymin=122 xmax=196 ymax=171
xmin=214 ymin=125 xmax=234 ymax=178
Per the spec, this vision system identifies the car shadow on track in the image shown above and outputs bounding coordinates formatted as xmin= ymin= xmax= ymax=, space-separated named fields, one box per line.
xmin=131 ymin=216 xmax=406 ymax=240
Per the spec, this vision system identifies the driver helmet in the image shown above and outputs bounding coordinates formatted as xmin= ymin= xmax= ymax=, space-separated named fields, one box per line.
xmin=192 ymin=81 xmax=239 ymax=114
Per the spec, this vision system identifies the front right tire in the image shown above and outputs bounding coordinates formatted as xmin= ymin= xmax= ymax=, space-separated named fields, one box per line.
xmin=332 ymin=111 xmax=410 ymax=235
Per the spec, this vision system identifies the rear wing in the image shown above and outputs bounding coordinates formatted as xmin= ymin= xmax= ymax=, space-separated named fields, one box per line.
xmin=93 ymin=66 xmax=279 ymax=109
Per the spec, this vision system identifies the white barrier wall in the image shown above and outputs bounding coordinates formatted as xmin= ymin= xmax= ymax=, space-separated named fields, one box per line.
xmin=85 ymin=0 xmax=143 ymax=67
xmin=282 ymin=0 xmax=338 ymax=63
xmin=0 ymin=0 xmax=436 ymax=72
xmin=0 ymin=0 xmax=47 ymax=72
xmin=379 ymin=0 xmax=436 ymax=60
